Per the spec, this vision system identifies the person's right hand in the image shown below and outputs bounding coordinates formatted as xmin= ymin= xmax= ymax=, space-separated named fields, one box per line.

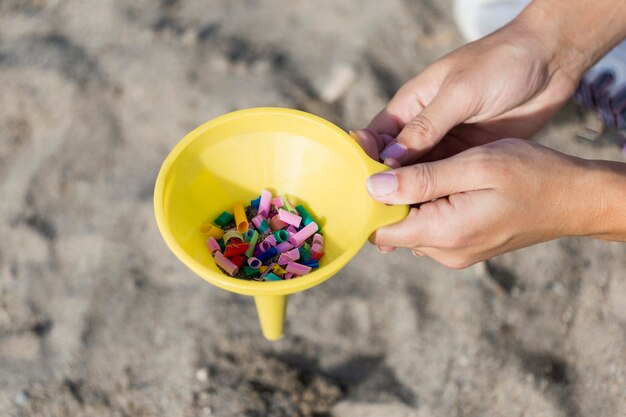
xmin=354 ymin=16 xmax=581 ymax=166
xmin=365 ymin=138 xmax=626 ymax=266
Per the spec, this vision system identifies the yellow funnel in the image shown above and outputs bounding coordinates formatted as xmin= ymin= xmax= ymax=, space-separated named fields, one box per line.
xmin=154 ymin=108 xmax=408 ymax=340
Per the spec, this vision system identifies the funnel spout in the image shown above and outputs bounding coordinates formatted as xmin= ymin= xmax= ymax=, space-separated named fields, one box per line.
xmin=254 ymin=294 xmax=288 ymax=340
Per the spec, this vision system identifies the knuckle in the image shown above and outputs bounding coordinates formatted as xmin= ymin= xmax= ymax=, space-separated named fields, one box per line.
xmin=466 ymin=145 xmax=505 ymax=184
xmin=408 ymin=163 xmax=435 ymax=202
xmin=404 ymin=115 xmax=438 ymax=146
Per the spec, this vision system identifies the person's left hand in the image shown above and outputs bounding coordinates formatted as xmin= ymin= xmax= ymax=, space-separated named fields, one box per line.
xmin=366 ymin=138 xmax=607 ymax=267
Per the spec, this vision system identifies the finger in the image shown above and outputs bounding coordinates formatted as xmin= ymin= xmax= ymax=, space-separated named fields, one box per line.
xmin=370 ymin=208 xmax=426 ymax=248
xmin=350 ymin=129 xmax=379 ymax=160
xmin=380 ymin=133 xmax=396 ymax=147
xmin=367 ymin=71 xmax=441 ymax=136
xmin=366 ymin=151 xmax=486 ymax=205
xmin=395 ymin=88 xmax=473 ymax=163
xmin=383 ymin=158 xmax=401 ymax=169
xmin=362 ymin=128 xmax=385 ymax=151
xmin=368 ymin=109 xmax=404 ymax=137
xmin=377 ymin=245 xmax=396 ymax=253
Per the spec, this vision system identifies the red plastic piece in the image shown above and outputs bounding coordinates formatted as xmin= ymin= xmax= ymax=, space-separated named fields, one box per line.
xmin=224 ymin=242 xmax=249 ymax=257
xmin=230 ymin=255 xmax=246 ymax=269
xmin=310 ymin=251 xmax=324 ymax=261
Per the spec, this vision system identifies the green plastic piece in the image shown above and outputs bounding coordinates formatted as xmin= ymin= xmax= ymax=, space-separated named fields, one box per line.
xmin=303 ymin=241 xmax=311 ymax=252
xmin=296 ymin=205 xmax=320 ymax=229
xmin=264 ymin=273 xmax=282 ymax=281
xmin=257 ymin=219 xmax=269 ymax=233
xmin=214 ymin=211 xmax=234 ymax=227
xmin=273 ymin=229 xmax=289 ymax=243
xmin=218 ymin=239 xmax=225 ymax=251
xmin=282 ymin=194 xmax=297 ymax=214
xmin=244 ymin=266 xmax=258 ymax=277
xmin=245 ymin=230 xmax=259 ymax=257
xmin=298 ymin=247 xmax=311 ymax=261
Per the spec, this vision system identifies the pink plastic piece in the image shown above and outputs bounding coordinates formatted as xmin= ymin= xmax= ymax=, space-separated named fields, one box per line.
xmin=311 ymin=243 xmax=323 ymax=253
xmin=247 ymin=257 xmax=262 ymax=269
xmin=259 ymin=189 xmax=272 ymax=218
xmin=312 ymin=233 xmax=324 ymax=246
xmin=269 ymin=215 xmax=288 ymax=231
xmin=258 ymin=235 xmax=277 ymax=252
xmin=277 ymin=209 xmax=302 ymax=227
xmin=251 ymin=214 xmax=265 ymax=229
xmin=286 ymin=248 xmax=300 ymax=261
xmin=284 ymin=273 xmax=294 ymax=280
xmin=275 ymin=241 xmax=294 ymax=254
xmin=213 ymin=252 xmax=238 ymax=276
xmin=286 ymin=225 xmax=297 ymax=237
xmin=206 ymin=237 xmax=221 ymax=254
xmin=286 ymin=262 xmax=312 ymax=276
xmin=264 ymin=234 xmax=277 ymax=246
xmin=272 ymin=197 xmax=284 ymax=208
xmin=288 ymin=222 xmax=319 ymax=247
xmin=278 ymin=248 xmax=300 ymax=265
xmin=278 ymin=253 xmax=291 ymax=265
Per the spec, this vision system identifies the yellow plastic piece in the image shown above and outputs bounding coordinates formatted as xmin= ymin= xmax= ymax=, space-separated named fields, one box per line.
xmin=223 ymin=230 xmax=242 ymax=244
xmin=233 ymin=202 xmax=248 ymax=234
xmin=154 ymin=107 xmax=408 ymax=340
xmin=281 ymin=194 xmax=297 ymax=214
xmin=200 ymin=223 xmax=224 ymax=239
xmin=272 ymin=264 xmax=287 ymax=276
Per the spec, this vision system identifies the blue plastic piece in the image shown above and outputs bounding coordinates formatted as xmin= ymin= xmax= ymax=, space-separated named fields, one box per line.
xmin=244 ymin=229 xmax=256 ymax=242
xmin=251 ymin=196 xmax=261 ymax=210
xmin=301 ymin=259 xmax=319 ymax=268
xmin=257 ymin=247 xmax=278 ymax=262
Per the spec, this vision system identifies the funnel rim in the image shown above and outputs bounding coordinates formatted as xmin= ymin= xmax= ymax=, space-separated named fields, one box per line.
xmin=154 ymin=107 xmax=375 ymax=296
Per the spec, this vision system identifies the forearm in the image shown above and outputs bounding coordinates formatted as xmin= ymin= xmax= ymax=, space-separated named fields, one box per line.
xmin=515 ymin=0 xmax=626 ymax=81
xmin=576 ymin=160 xmax=626 ymax=241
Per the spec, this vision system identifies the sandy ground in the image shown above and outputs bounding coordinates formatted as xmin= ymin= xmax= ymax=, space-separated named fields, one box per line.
xmin=0 ymin=1 xmax=625 ymax=416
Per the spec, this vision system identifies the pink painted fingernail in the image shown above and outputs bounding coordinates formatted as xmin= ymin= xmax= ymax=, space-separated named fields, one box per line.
xmin=380 ymin=142 xmax=407 ymax=161
xmin=366 ymin=172 xmax=397 ymax=197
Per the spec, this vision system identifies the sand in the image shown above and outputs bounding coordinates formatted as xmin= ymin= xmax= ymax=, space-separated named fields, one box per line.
xmin=0 ymin=0 xmax=625 ymax=416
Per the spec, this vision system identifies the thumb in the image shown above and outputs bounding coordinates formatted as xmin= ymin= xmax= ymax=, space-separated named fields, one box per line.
xmin=365 ymin=151 xmax=486 ymax=205
xmin=394 ymin=88 xmax=473 ymax=163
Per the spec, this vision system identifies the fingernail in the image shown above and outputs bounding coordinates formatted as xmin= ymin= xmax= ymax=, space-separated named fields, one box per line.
xmin=412 ymin=249 xmax=424 ymax=257
xmin=366 ymin=172 xmax=397 ymax=197
xmin=380 ymin=142 xmax=407 ymax=161
xmin=383 ymin=157 xmax=401 ymax=169
xmin=377 ymin=245 xmax=394 ymax=253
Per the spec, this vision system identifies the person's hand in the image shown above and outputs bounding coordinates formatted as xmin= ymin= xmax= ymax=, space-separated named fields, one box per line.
xmin=354 ymin=16 xmax=581 ymax=166
xmin=365 ymin=138 xmax=626 ymax=268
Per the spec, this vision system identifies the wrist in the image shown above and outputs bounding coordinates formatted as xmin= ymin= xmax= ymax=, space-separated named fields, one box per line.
xmin=513 ymin=0 xmax=626 ymax=84
xmin=570 ymin=159 xmax=626 ymax=241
